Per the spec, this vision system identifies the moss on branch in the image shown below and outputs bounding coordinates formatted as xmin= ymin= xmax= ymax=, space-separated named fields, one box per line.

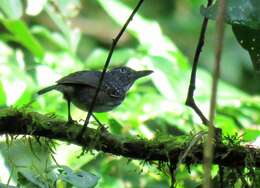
xmin=0 ymin=107 xmax=260 ymax=168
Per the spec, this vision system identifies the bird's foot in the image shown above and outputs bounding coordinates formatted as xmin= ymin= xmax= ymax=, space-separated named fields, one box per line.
xmin=97 ymin=124 xmax=108 ymax=133
xmin=66 ymin=119 xmax=78 ymax=126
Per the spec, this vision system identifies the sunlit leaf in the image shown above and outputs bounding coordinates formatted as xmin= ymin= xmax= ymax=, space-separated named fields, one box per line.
xmin=51 ymin=0 xmax=81 ymax=18
xmin=31 ymin=26 xmax=68 ymax=50
xmin=0 ymin=20 xmax=44 ymax=59
xmin=14 ymin=88 xmax=34 ymax=107
xmin=26 ymin=0 xmax=47 ymax=16
xmin=109 ymin=118 xmax=123 ymax=134
xmin=243 ymin=129 xmax=260 ymax=141
xmin=2 ymin=79 xmax=26 ymax=106
xmin=98 ymin=0 xmax=185 ymax=62
xmin=86 ymin=48 xmax=135 ymax=69
xmin=0 ymin=0 xmax=23 ymax=19
xmin=44 ymin=3 xmax=81 ymax=52
xmin=0 ymin=81 xmax=6 ymax=106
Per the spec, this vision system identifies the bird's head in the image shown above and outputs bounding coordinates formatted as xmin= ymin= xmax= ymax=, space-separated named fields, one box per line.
xmin=109 ymin=66 xmax=153 ymax=92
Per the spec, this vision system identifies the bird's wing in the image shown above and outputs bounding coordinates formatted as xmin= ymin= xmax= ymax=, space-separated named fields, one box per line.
xmin=56 ymin=71 xmax=102 ymax=88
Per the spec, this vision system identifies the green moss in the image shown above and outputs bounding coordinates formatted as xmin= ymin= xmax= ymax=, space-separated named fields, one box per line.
xmin=0 ymin=107 xmax=17 ymax=117
xmin=148 ymin=135 xmax=192 ymax=152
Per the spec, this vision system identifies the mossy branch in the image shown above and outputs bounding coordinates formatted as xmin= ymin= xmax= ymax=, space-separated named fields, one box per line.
xmin=0 ymin=108 xmax=260 ymax=168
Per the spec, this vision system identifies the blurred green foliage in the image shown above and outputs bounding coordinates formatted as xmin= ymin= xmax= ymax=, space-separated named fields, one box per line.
xmin=0 ymin=0 xmax=260 ymax=187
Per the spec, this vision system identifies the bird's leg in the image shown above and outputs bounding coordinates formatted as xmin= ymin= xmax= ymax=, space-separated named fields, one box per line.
xmin=67 ymin=99 xmax=74 ymax=124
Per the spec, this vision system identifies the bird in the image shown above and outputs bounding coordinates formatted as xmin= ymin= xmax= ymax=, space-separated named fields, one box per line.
xmin=37 ymin=66 xmax=153 ymax=124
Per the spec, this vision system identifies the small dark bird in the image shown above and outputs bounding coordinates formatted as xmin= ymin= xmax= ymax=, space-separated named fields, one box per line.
xmin=38 ymin=66 xmax=153 ymax=123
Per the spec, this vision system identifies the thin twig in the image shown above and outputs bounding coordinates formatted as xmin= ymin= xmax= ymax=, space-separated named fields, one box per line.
xmin=203 ymin=0 xmax=226 ymax=188
xmin=236 ymin=169 xmax=249 ymax=187
xmin=219 ymin=165 xmax=224 ymax=188
xmin=7 ymin=166 xmax=14 ymax=187
xmin=173 ymin=131 xmax=206 ymax=178
xmin=185 ymin=0 xmax=214 ymax=127
xmin=78 ymin=0 xmax=144 ymax=138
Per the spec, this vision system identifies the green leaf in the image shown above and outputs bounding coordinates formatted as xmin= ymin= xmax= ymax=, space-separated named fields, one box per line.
xmin=0 ymin=81 xmax=6 ymax=106
xmin=243 ymin=129 xmax=260 ymax=141
xmin=0 ymin=140 xmax=56 ymax=188
xmin=0 ymin=183 xmax=18 ymax=188
xmin=0 ymin=0 xmax=23 ymax=19
xmin=44 ymin=3 xmax=81 ymax=52
xmin=232 ymin=25 xmax=260 ymax=70
xmin=86 ymin=48 xmax=135 ymax=69
xmin=148 ymin=55 xmax=184 ymax=100
xmin=201 ymin=1 xmax=260 ymax=70
xmin=58 ymin=166 xmax=99 ymax=188
xmin=201 ymin=0 xmax=260 ymax=30
xmin=51 ymin=0 xmax=81 ymax=18
xmin=14 ymin=88 xmax=33 ymax=107
xmin=97 ymin=0 xmax=185 ymax=59
xmin=17 ymin=171 xmax=48 ymax=188
xmin=0 ymin=20 xmax=44 ymax=59
xmin=108 ymin=119 xmax=123 ymax=134
xmin=31 ymin=25 xmax=68 ymax=50
xmin=44 ymin=4 xmax=70 ymax=40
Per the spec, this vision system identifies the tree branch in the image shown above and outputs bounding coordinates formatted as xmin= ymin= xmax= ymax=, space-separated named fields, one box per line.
xmin=185 ymin=0 xmax=214 ymax=127
xmin=0 ymin=108 xmax=260 ymax=168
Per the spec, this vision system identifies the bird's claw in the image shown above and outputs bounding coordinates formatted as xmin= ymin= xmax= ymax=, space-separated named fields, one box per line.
xmin=98 ymin=124 xmax=108 ymax=133
xmin=66 ymin=119 xmax=78 ymax=125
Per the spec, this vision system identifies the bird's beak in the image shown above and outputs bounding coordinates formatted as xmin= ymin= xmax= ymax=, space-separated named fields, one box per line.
xmin=134 ymin=70 xmax=153 ymax=79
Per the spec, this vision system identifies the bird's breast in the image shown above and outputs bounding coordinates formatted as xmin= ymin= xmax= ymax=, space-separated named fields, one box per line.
xmin=70 ymin=85 xmax=125 ymax=112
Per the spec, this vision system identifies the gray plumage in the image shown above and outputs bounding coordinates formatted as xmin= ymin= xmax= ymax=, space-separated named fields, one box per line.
xmin=38 ymin=66 xmax=153 ymax=122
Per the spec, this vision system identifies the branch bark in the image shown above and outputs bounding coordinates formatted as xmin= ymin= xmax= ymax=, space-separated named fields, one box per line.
xmin=0 ymin=108 xmax=260 ymax=168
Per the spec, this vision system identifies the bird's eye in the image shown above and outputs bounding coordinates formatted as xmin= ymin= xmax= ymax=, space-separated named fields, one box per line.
xmin=120 ymin=67 xmax=127 ymax=73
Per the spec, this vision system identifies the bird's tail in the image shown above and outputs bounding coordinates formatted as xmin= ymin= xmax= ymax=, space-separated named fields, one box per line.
xmin=37 ymin=85 xmax=57 ymax=95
